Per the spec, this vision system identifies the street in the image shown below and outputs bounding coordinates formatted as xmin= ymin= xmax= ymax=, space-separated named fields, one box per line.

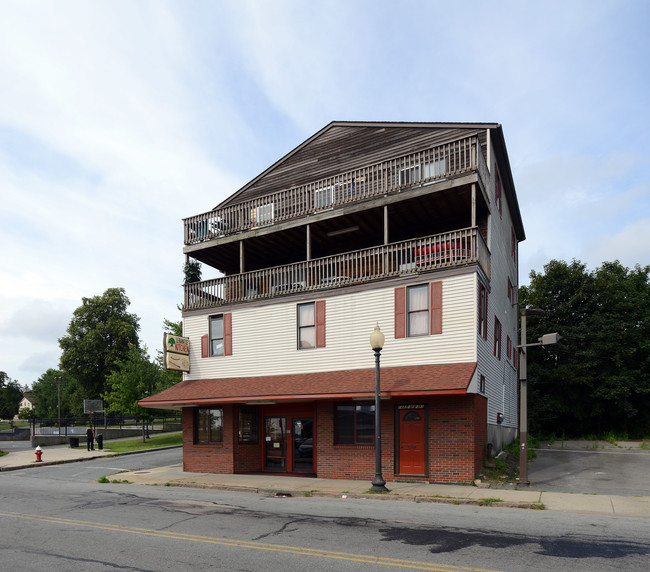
xmin=1 ymin=449 xmax=649 ymax=571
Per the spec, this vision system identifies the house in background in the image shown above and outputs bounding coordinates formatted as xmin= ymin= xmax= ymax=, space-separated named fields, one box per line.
xmin=16 ymin=394 xmax=35 ymax=418
xmin=141 ymin=121 xmax=524 ymax=483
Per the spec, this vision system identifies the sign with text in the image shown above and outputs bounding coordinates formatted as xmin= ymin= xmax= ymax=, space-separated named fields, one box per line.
xmin=164 ymin=334 xmax=190 ymax=355
xmin=164 ymin=351 xmax=190 ymax=373
xmin=163 ymin=333 xmax=190 ymax=372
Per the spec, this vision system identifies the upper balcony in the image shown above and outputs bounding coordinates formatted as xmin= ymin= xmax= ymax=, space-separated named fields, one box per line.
xmin=183 ymin=134 xmax=489 ymax=247
xmin=184 ymin=227 xmax=489 ymax=311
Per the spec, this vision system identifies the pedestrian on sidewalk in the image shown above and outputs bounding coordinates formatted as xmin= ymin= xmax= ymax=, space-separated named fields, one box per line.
xmin=86 ymin=424 xmax=95 ymax=451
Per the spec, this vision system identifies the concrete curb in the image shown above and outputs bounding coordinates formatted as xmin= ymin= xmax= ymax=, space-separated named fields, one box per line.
xmin=0 ymin=445 xmax=182 ymax=472
xmin=116 ymin=479 xmax=544 ymax=510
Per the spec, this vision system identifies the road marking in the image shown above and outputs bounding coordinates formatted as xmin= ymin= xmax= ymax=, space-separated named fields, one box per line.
xmin=0 ymin=510 xmax=503 ymax=572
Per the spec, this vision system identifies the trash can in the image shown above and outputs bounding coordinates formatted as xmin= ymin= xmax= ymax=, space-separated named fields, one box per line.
xmin=70 ymin=436 xmax=79 ymax=448
xmin=96 ymin=434 xmax=103 ymax=450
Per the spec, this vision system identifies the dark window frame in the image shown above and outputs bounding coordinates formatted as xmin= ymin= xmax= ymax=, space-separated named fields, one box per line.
xmin=297 ymin=301 xmax=316 ymax=350
xmin=494 ymin=316 xmax=502 ymax=360
xmin=194 ymin=408 xmax=223 ymax=444
xmin=238 ymin=408 xmax=259 ymax=444
xmin=334 ymin=402 xmax=375 ymax=445
xmin=209 ymin=314 xmax=225 ymax=357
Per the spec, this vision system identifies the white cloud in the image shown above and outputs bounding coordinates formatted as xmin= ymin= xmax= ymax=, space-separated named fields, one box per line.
xmin=1 ymin=0 xmax=649 ymax=385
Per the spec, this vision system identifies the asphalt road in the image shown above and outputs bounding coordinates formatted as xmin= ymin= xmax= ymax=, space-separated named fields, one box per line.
xmin=1 ymin=449 xmax=650 ymax=571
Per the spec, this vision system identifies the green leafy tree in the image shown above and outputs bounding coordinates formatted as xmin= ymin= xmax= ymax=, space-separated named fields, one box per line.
xmin=0 ymin=372 xmax=25 ymax=419
xmin=18 ymin=407 xmax=35 ymax=420
xmin=521 ymin=259 xmax=650 ymax=437
xmin=59 ymin=288 xmax=140 ymax=400
xmin=30 ymin=369 xmax=71 ymax=419
xmin=103 ymin=345 xmax=171 ymax=441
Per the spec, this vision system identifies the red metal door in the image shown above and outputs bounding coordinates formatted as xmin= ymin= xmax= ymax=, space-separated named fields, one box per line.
xmin=398 ymin=408 xmax=426 ymax=475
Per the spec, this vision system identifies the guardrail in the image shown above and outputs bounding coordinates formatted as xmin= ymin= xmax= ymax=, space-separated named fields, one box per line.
xmin=184 ymin=136 xmax=487 ymax=245
xmin=185 ymin=227 xmax=489 ymax=310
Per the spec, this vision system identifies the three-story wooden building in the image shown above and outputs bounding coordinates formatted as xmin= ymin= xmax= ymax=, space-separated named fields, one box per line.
xmin=140 ymin=121 xmax=524 ymax=483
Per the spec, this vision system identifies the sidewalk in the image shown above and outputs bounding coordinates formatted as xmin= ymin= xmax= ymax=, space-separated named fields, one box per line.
xmin=2 ymin=444 xmax=650 ymax=518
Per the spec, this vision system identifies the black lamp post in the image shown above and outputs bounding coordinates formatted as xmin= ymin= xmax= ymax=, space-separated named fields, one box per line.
xmin=370 ymin=323 xmax=389 ymax=493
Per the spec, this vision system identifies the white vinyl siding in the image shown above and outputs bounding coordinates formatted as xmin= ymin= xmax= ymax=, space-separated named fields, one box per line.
xmin=183 ymin=273 xmax=477 ymax=381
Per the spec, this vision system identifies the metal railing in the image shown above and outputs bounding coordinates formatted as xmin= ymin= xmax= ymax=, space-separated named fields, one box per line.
xmin=32 ymin=414 xmax=182 ymax=436
xmin=185 ymin=227 xmax=489 ymax=311
xmin=184 ymin=136 xmax=487 ymax=245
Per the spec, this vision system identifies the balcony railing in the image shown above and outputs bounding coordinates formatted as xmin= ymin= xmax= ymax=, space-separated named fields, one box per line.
xmin=184 ymin=136 xmax=488 ymax=245
xmin=184 ymin=228 xmax=489 ymax=311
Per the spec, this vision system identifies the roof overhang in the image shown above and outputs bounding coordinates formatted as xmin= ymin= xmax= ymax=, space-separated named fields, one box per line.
xmin=139 ymin=363 xmax=477 ymax=410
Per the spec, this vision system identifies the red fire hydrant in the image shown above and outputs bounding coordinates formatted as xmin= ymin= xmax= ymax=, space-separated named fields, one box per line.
xmin=35 ymin=446 xmax=43 ymax=462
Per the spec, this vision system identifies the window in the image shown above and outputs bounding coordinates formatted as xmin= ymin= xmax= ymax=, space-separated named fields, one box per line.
xmin=494 ymin=317 xmax=502 ymax=359
xmin=251 ymin=203 xmax=274 ymax=225
xmin=298 ymin=302 xmax=316 ymax=349
xmin=297 ymin=301 xmax=326 ymax=349
xmin=478 ymin=282 xmax=488 ymax=340
xmin=399 ymin=165 xmax=421 ymax=186
xmin=479 ymin=374 xmax=486 ymax=393
xmin=408 ymin=284 xmax=429 ymax=336
xmin=423 ymin=158 xmax=446 ymax=179
xmin=494 ymin=164 xmax=502 ymax=217
xmin=507 ymin=335 xmax=512 ymax=361
xmin=335 ymin=403 xmax=375 ymax=444
xmin=238 ymin=408 xmax=258 ymax=443
xmin=202 ymin=313 xmax=232 ymax=357
xmin=210 ymin=315 xmax=224 ymax=356
xmin=395 ymin=282 xmax=442 ymax=338
xmin=195 ymin=408 xmax=223 ymax=443
xmin=511 ymin=226 xmax=516 ymax=261
xmin=507 ymin=277 xmax=516 ymax=306
xmin=314 ymin=186 xmax=333 ymax=209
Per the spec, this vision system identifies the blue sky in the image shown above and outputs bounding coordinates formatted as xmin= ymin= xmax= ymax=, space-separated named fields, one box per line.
xmin=1 ymin=0 xmax=649 ymax=388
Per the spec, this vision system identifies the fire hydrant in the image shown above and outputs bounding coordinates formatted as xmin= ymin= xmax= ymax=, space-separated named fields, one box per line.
xmin=34 ymin=446 xmax=43 ymax=462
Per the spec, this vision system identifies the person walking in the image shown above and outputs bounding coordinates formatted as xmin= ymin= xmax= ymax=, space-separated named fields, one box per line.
xmin=86 ymin=424 xmax=95 ymax=451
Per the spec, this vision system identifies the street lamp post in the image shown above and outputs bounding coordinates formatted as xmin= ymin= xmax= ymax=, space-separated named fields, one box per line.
xmin=369 ymin=323 xmax=389 ymax=493
xmin=518 ymin=308 xmax=561 ymax=486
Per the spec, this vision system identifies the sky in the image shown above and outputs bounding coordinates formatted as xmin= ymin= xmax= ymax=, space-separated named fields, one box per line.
xmin=1 ymin=0 xmax=649 ymax=388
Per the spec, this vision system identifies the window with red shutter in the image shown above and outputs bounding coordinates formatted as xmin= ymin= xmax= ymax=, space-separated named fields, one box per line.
xmin=430 ymin=281 xmax=442 ymax=335
xmin=394 ymin=287 xmax=406 ymax=339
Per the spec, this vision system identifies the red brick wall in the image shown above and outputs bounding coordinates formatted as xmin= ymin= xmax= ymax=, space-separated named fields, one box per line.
xmin=315 ymin=395 xmax=487 ymax=484
xmin=428 ymin=394 xmax=487 ymax=482
xmin=181 ymin=395 xmax=487 ymax=483
xmin=182 ymin=405 xmax=235 ymax=474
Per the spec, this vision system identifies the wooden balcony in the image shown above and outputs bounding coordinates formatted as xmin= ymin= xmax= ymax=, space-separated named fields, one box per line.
xmin=184 ymin=228 xmax=489 ymax=311
xmin=184 ymin=135 xmax=489 ymax=245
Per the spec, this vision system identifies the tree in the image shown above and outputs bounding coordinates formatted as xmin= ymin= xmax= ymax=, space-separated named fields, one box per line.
xmin=183 ymin=260 xmax=202 ymax=284
xmin=59 ymin=288 xmax=140 ymax=400
xmin=520 ymin=259 xmax=650 ymax=437
xmin=103 ymin=345 xmax=172 ymax=441
xmin=18 ymin=407 xmax=35 ymax=420
xmin=30 ymin=369 xmax=70 ymax=419
xmin=0 ymin=372 xmax=25 ymax=419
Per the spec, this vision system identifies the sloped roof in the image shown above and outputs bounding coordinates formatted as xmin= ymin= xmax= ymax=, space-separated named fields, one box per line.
xmin=139 ymin=362 xmax=476 ymax=409
xmin=214 ymin=121 xmax=524 ymax=241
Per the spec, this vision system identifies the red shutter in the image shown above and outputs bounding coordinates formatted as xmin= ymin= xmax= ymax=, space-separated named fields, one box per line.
xmin=315 ymin=300 xmax=326 ymax=348
xmin=201 ymin=334 xmax=209 ymax=358
xmin=484 ymin=290 xmax=489 ymax=340
xmin=430 ymin=281 xmax=442 ymax=335
xmin=224 ymin=313 xmax=232 ymax=356
xmin=394 ymin=287 xmax=406 ymax=339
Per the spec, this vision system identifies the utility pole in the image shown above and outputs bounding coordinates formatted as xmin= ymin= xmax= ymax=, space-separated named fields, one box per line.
xmin=518 ymin=308 xmax=560 ymax=486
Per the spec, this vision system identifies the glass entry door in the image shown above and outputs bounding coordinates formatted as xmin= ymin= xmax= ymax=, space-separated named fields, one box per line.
xmin=292 ymin=418 xmax=314 ymax=473
xmin=264 ymin=417 xmax=287 ymax=472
